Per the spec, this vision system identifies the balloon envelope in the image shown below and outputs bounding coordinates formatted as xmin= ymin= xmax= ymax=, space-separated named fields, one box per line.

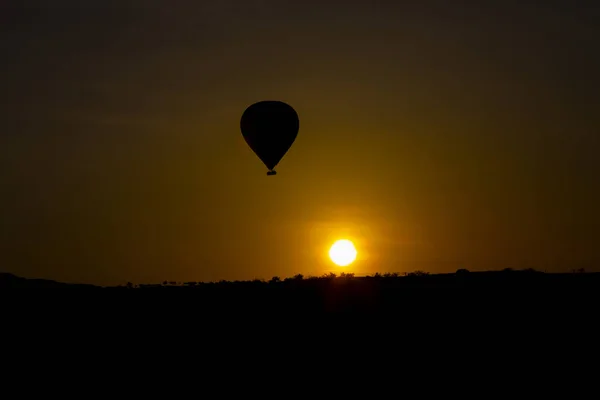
xmin=240 ymin=101 xmax=299 ymax=175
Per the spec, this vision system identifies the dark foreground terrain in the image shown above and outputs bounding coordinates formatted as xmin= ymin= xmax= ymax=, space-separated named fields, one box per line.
xmin=3 ymin=270 xmax=594 ymax=376
xmin=2 ymin=269 xmax=598 ymax=315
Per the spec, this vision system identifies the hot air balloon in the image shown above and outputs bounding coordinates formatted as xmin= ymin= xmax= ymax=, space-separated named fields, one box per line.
xmin=240 ymin=100 xmax=299 ymax=176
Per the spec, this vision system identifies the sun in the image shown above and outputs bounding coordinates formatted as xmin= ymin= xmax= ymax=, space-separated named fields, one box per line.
xmin=329 ymin=239 xmax=357 ymax=267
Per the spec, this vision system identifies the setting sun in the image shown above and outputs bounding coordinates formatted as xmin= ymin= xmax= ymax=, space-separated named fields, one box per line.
xmin=329 ymin=239 xmax=357 ymax=267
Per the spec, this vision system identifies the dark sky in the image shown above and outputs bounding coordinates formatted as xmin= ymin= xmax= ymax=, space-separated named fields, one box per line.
xmin=1 ymin=0 xmax=598 ymax=285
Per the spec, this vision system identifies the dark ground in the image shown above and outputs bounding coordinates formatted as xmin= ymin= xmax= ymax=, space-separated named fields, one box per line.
xmin=2 ymin=269 xmax=598 ymax=314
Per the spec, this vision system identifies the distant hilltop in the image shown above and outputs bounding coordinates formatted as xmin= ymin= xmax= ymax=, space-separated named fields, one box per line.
xmin=2 ymin=269 xmax=598 ymax=315
xmin=0 ymin=268 xmax=595 ymax=289
xmin=0 ymin=272 xmax=100 ymax=289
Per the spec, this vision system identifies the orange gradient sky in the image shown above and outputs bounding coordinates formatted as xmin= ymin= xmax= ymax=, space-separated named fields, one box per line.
xmin=1 ymin=1 xmax=598 ymax=285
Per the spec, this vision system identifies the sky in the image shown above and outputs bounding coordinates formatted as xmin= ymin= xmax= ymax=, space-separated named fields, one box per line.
xmin=1 ymin=0 xmax=598 ymax=285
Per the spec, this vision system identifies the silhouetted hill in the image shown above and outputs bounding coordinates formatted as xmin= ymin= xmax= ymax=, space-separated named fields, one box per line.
xmin=0 ymin=272 xmax=100 ymax=289
xmin=2 ymin=269 xmax=598 ymax=315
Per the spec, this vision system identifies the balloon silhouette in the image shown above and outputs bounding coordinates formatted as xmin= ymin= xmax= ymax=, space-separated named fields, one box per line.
xmin=240 ymin=100 xmax=299 ymax=176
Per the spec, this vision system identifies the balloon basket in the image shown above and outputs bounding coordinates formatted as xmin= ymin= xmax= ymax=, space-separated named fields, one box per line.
xmin=267 ymin=170 xmax=277 ymax=176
